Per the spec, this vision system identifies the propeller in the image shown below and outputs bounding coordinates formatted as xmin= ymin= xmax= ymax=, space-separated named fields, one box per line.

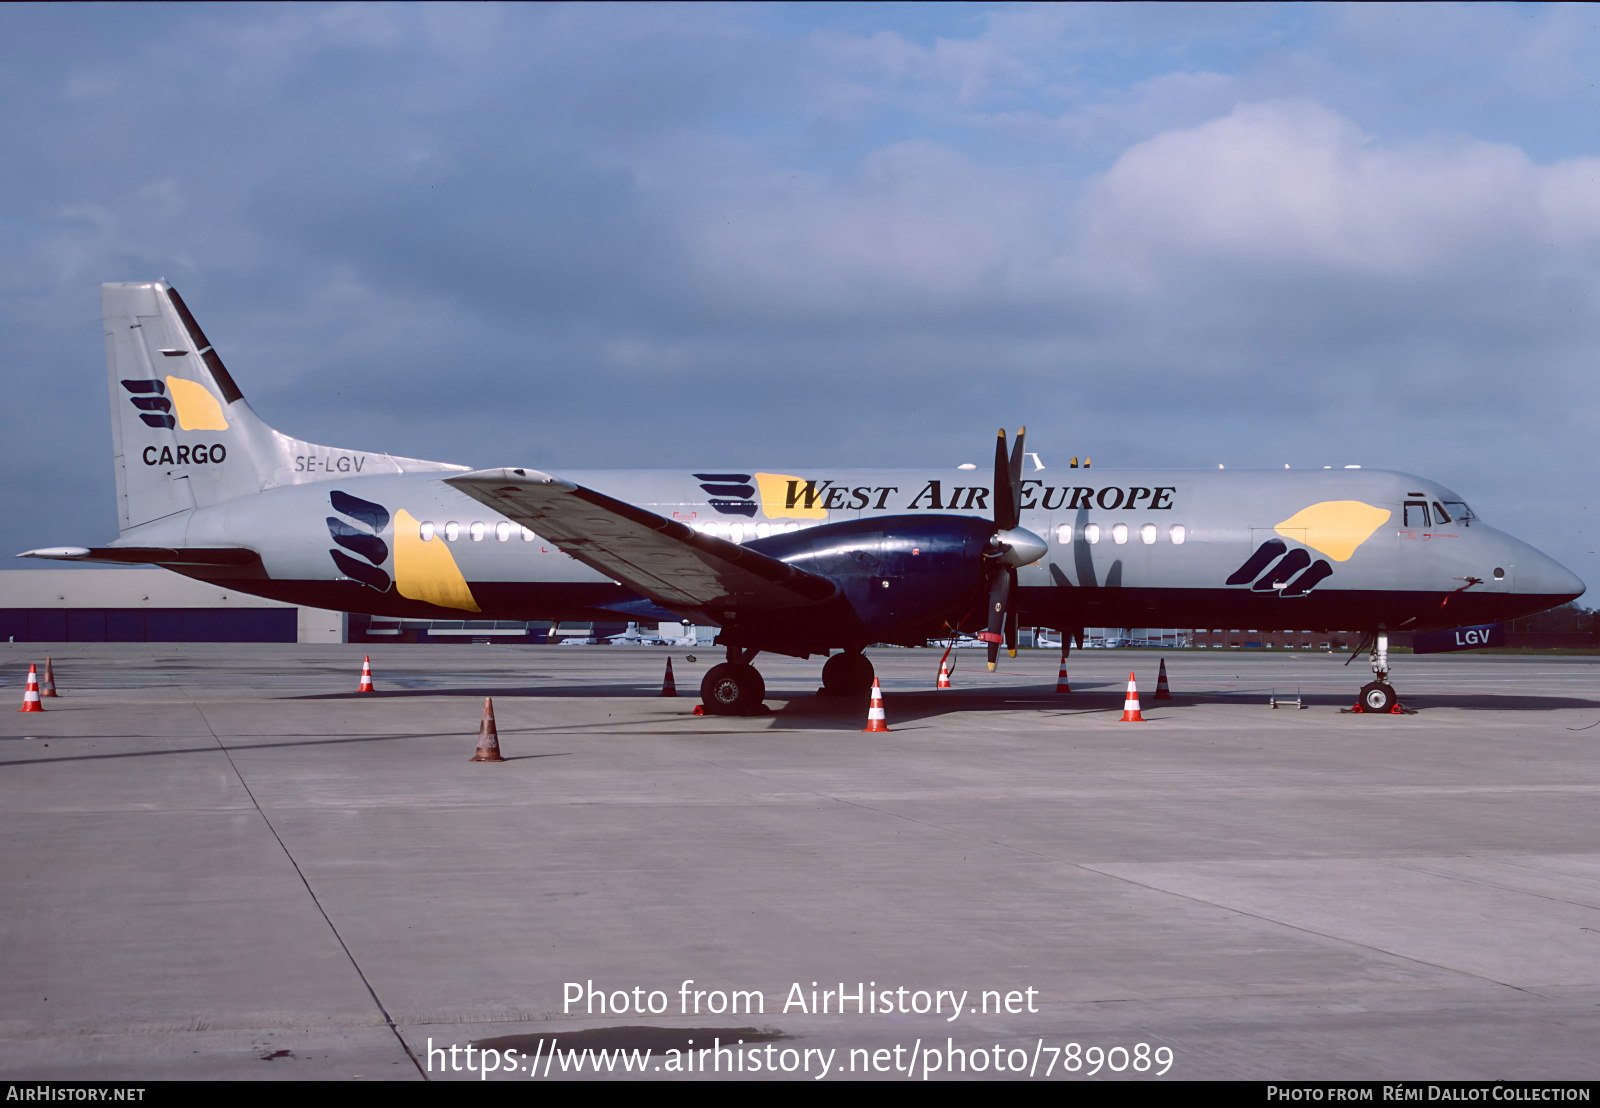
xmin=980 ymin=427 xmax=1047 ymax=671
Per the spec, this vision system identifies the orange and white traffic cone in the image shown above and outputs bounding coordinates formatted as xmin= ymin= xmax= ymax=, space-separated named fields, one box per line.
xmin=1154 ymin=658 xmax=1172 ymax=700
xmin=41 ymin=656 xmax=58 ymax=698
xmin=936 ymin=654 xmax=952 ymax=689
xmin=661 ymin=657 xmax=678 ymax=697
xmin=19 ymin=665 xmax=43 ymax=713
xmin=1054 ymin=651 xmax=1071 ymax=694
xmin=1119 ymin=672 xmax=1144 ymax=722
xmin=862 ymin=678 xmax=890 ymax=732
xmin=358 ymin=655 xmax=375 ymax=693
xmin=470 ymin=697 xmax=505 ymax=762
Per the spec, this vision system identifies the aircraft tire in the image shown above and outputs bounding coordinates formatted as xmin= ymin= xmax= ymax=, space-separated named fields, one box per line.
xmin=1358 ymin=681 xmax=1397 ymax=713
xmin=820 ymin=651 xmax=874 ymax=697
xmin=701 ymin=663 xmax=766 ymax=715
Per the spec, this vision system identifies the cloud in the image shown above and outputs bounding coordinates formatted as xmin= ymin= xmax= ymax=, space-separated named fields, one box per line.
xmin=1072 ymin=101 xmax=1600 ymax=285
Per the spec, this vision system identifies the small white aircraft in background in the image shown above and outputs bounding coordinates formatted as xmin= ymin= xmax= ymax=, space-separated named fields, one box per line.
xmin=606 ymin=623 xmax=668 ymax=646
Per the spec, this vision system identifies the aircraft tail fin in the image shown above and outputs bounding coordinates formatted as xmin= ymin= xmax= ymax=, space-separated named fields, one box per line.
xmin=103 ymin=282 xmax=464 ymax=532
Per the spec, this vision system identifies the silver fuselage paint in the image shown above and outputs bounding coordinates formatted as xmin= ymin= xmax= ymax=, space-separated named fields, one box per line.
xmin=113 ymin=463 xmax=1582 ymax=632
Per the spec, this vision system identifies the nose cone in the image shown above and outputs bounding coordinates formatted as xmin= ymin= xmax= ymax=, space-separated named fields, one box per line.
xmin=1522 ymin=548 xmax=1586 ymax=606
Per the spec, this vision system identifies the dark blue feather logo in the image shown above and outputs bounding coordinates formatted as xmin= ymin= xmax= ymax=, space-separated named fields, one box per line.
xmin=694 ymin=473 xmax=757 ymax=518
xmin=327 ymin=490 xmax=390 ymax=592
xmin=121 ymin=379 xmax=175 ymax=428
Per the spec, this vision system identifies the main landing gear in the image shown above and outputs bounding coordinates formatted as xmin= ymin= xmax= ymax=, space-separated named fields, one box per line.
xmin=819 ymin=649 xmax=874 ymax=698
xmin=698 ymin=646 xmax=878 ymax=715
xmin=700 ymin=646 xmax=766 ymax=716
xmin=1350 ymin=630 xmax=1411 ymax=714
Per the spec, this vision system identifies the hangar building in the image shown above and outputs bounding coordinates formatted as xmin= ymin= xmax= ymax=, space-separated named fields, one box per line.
xmin=0 ymin=568 xmax=345 ymax=644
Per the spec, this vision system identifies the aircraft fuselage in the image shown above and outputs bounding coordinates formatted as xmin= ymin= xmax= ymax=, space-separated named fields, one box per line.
xmin=118 ymin=462 xmax=1582 ymax=647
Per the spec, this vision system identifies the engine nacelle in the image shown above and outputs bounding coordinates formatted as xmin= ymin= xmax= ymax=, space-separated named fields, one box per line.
xmin=745 ymin=514 xmax=993 ymax=646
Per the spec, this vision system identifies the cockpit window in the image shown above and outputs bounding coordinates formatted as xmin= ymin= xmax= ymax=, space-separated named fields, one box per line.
xmin=1431 ymin=501 xmax=1452 ymax=524
xmin=1403 ymin=501 xmax=1431 ymax=528
xmin=1441 ymin=501 xmax=1474 ymax=525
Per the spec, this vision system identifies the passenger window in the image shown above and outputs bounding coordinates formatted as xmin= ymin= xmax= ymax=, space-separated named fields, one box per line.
xmin=1170 ymin=525 xmax=1186 ymax=545
xmin=470 ymin=522 xmax=485 ymax=541
xmin=1403 ymin=501 xmax=1431 ymax=528
xmin=420 ymin=522 xmax=435 ymax=542
xmin=1055 ymin=523 xmax=1072 ymax=545
xmin=445 ymin=521 xmax=459 ymax=541
xmin=496 ymin=521 xmax=511 ymax=542
xmin=1140 ymin=524 xmax=1156 ymax=545
xmin=1431 ymin=502 xmax=1452 ymax=524
xmin=521 ymin=526 xmax=536 ymax=541
xmin=1085 ymin=524 xmax=1100 ymax=545
xmin=1112 ymin=523 xmax=1128 ymax=544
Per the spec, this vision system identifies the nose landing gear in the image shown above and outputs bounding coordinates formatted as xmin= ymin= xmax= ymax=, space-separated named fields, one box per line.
xmin=1346 ymin=631 xmax=1415 ymax=715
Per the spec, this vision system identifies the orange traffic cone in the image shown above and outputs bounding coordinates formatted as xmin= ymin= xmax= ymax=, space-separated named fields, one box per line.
xmin=41 ymin=656 xmax=58 ymax=698
xmin=936 ymin=653 xmax=952 ymax=689
xmin=1154 ymin=658 xmax=1172 ymax=700
xmin=862 ymin=678 xmax=890 ymax=732
xmin=1119 ymin=672 xmax=1144 ymax=722
xmin=358 ymin=655 xmax=375 ymax=693
xmin=470 ymin=697 xmax=505 ymax=762
xmin=661 ymin=657 xmax=678 ymax=696
xmin=19 ymin=664 xmax=43 ymax=713
xmin=1054 ymin=651 xmax=1071 ymax=694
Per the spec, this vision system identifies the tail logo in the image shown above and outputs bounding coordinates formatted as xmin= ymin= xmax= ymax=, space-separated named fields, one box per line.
xmin=120 ymin=377 xmax=229 ymax=431
xmin=327 ymin=490 xmax=391 ymax=592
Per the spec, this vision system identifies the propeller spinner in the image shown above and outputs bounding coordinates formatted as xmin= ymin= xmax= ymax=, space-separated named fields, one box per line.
xmin=980 ymin=428 xmax=1047 ymax=670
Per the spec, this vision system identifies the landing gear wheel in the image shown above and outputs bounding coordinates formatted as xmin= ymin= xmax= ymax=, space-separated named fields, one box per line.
xmin=1358 ymin=681 xmax=1397 ymax=713
xmin=820 ymin=651 xmax=874 ymax=697
xmin=700 ymin=663 xmax=766 ymax=716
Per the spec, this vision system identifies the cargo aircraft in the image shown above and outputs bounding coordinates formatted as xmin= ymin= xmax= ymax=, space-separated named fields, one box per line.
xmin=20 ymin=283 xmax=1586 ymax=715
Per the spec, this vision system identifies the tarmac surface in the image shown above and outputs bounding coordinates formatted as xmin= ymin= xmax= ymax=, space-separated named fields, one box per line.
xmin=1 ymin=642 xmax=1598 ymax=1082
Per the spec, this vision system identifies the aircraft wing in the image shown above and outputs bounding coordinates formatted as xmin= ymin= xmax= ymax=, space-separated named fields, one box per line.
xmin=445 ymin=469 xmax=838 ymax=614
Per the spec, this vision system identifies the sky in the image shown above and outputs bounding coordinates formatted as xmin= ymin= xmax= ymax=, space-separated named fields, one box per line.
xmin=3 ymin=1 xmax=1599 ymax=589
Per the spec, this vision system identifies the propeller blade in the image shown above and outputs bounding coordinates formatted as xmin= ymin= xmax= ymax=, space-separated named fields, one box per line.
xmin=983 ymin=569 xmax=1011 ymax=671
xmin=1009 ymin=426 xmax=1026 ymax=497
xmin=1005 ymin=568 xmax=1018 ymax=657
xmin=993 ymin=429 xmax=1018 ymax=532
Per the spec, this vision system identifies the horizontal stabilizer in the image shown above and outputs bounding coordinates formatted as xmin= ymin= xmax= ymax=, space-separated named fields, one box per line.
xmin=18 ymin=546 xmax=261 ymax=567
xmin=445 ymin=468 xmax=837 ymax=616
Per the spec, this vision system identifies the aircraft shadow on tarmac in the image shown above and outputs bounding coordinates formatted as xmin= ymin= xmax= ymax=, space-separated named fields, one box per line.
xmin=287 ymin=682 xmax=1599 ymax=720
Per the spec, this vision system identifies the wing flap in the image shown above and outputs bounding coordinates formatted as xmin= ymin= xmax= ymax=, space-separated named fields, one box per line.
xmin=445 ymin=469 xmax=836 ymax=613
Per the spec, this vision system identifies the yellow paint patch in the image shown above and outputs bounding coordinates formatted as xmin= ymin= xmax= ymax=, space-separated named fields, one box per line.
xmin=754 ymin=472 xmax=828 ymax=519
xmin=165 ymin=375 xmax=229 ymax=431
xmin=1276 ymin=501 xmax=1392 ymax=562
xmin=393 ymin=508 xmax=480 ymax=612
